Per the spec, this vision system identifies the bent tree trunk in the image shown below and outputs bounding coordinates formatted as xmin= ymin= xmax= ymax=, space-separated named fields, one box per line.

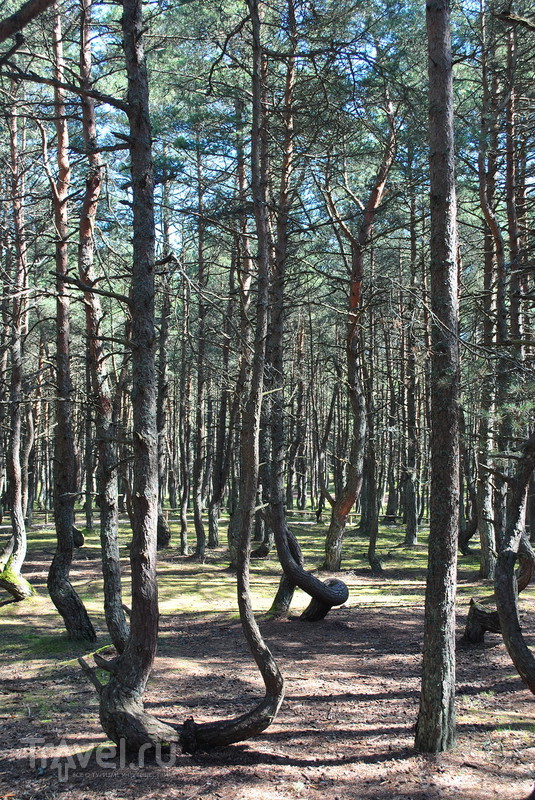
xmin=462 ymin=533 xmax=534 ymax=644
xmin=95 ymin=0 xmax=283 ymax=752
xmin=182 ymin=0 xmax=284 ymax=747
xmin=270 ymin=508 xmax=349 ymax=621
xmin=495 ymin=430 xmax=535 ymax=694
xmin=47 ymin=4 xmax=95 ymax=642
xmin=263 ymin=0 xmax=349 ymax=621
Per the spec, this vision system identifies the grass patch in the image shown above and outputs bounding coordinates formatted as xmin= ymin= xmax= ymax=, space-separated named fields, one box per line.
xmin=5 ymin=513 xmax=534 ymax=620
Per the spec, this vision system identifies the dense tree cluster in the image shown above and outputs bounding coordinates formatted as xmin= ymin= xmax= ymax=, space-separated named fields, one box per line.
xmin=0 ymin=0 xmax=534 ymax=756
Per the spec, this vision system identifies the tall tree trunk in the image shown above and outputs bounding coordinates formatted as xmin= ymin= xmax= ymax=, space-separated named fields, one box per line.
xmin=207 ymin=260 xmax=235 ymax=549
xmin=155 ymin=153 xmax=172 ymax=550
xmin=505 ymin=27 xmax=522 ymax=356
xmin=362 ymin=354 xmax=382 ymax=575
xmin=178 ymin=274 xmax=191 ymax=555
xmin=23 ymin=399 xmax=36 ymax=525
xmin=382 ymin=322 xmax=399 ymax=526
xmin=265 ymin=1 xmax=349 ymax=621
xmin=156 ymin=270 xmax=171 ymax=549
xmin=84 ymin=353 xmax=94 ymax=532
xmin=0 ymin=235 xmax=10 ymax=528
xmin=0 ymin=100 xmax=33 ymax=601
xmin=321 ymin=104 xmax=395 ymax=571
xmin=227 ymin=96 xmax=256 ymax=568
xmin=403 ymin=192 xmax=419 ymax=546
xmin=458 ymin=407 xmax=478 ymax=554
xmin=78 ymin=0 xmax=128 ymax=651
xmin=98 ymin=0 xmax=162 ymax=744
xmin=476 ymin=18 xmax=498 ymax=578
xmin=415 ymin=0 xmax=459 ymax=753
xmin=47 ymin=4 xmax=95 ymax=641
xmin=96 ymin=0 xmax=284 ymax=750
xmin=182 ymin=0 xmax=285 ymax=744
xmin=285 ymin=322 xmax=306 ymax=512
xmin=192 ymin=132 xmax=207 ymax=561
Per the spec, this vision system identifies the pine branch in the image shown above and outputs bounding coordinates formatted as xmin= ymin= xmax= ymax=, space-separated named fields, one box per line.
xmin=2 ymin=61 xmax=128 ymax=113
xmin=496 ymin=11 xmax=535 ymax=31
xmin=51 ymin=271 xmax=131 ymax=306
xmin=0 ymin=0 xmax=54 ymax=45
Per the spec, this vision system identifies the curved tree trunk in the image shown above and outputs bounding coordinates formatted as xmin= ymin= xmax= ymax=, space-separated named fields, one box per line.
xmin=495 ymin=430 xmax=535 ymax=694
xmin=462 ymin=532 xmax=534 ymax=644
xmin=47 ymin=3 xmax=95 ymax=642
xmin=96 ymin=0 xmax=284 ymax=753
xmin=184 ymin=0 xmax=287 ymax=743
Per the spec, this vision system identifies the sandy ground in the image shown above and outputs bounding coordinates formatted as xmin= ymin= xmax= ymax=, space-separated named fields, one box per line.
xmin=1 ymin=559 xmax=534 ymax=800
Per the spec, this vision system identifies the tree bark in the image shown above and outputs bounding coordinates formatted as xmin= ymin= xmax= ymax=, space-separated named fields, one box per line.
xmin=98 ymin=0 xmax=162 ymax=744
xmin=0 ymin=0 xmax=55 ymax=45
xmin=47 ymin=3 xmax=95 ymax=642
xmin=495 ymin=430 xmax=535 ymax=694
xmin=78 ymin=0 xmax=128 ymax=651
xmin=415 ymin=0 xmax=459 ymax=754
xmin=0 ymin=97 xmax=34 ymax=601
xmin=321 ymin=102 xmax=395 ymax=572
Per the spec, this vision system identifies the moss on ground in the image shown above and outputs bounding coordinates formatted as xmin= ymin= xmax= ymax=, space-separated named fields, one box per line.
xmin=8 ymin=510 xmax=532 ymax=620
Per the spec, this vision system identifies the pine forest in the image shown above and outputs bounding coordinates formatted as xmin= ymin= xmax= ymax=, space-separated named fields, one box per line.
xmin=0 ymin=1 xmax=534 ymax=798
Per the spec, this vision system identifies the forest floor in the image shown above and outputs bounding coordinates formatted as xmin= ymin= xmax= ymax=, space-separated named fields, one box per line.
xmin=1 ymin=516 xmax=534 ymax=800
